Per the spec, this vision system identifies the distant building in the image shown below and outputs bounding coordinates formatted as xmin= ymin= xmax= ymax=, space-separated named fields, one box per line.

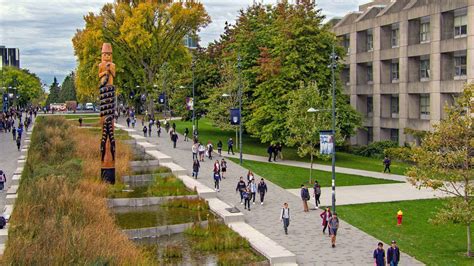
xmin=332 ymin=0 xmax=473 ymax=145
xmin=0 ymin=46 xmax=20 ymax=68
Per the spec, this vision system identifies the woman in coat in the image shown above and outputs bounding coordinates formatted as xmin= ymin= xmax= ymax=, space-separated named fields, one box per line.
xmin=320 ymin=207 xmax=332 ymax=234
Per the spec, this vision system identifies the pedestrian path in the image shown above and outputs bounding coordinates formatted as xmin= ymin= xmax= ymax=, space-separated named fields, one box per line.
xmin=225 ymin=153 xmax=408 ymax=182
xmin=117 ymin=122 xmax=423 ymax=265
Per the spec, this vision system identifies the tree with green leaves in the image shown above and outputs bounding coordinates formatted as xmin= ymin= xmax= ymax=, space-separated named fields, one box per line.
xmin=407 ymin=85 xmax=473 ymax=257
xmin=59 ymin=72 xmax=77 ymax=103
xmin=46 ymin=77 xmax=61 ymax=105
xmin=0 ymin=66 xmax=43 ymax=107
xmin=72 ymin=0 xmax=210 ymax=109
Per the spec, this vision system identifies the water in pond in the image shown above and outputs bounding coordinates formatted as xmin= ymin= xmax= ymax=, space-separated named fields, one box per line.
xmin=135 ymin=234 xmax=269 ymax=266
xmin=114 ymin=205 xmax=213 ymax=229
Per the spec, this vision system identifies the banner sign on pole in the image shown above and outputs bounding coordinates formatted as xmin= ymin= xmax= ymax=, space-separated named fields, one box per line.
xmin=230 ymin=108 xmax=240 ymax=125
xmin=186 ymin=97 xmax=194 ymax=110
xmin=158 ymin=93 xmax=166 ymax=104
xmin=319 ymin=130 xmax=334 ymax=155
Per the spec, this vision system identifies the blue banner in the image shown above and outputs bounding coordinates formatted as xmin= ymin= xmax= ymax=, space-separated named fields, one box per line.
xmin=158 ymin=93 xmax=166 ymax=104
xmin=230 ymin=108 xmax=240 ymax=125
xmin=319 ymin=130 xmax=334 ymax=155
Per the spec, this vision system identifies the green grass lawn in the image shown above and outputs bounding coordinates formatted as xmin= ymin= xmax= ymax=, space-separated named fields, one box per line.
xmin=229 ymin=158 xmax=401 ymax=188
xmin=337 ymin=199 xmax=474 ymax=266
xmin=173 ymin=118 xmax=409 ymax=175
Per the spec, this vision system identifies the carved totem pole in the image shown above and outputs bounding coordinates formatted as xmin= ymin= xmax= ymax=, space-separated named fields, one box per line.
xmin=98 ymin=43 xmax=116 ymax=184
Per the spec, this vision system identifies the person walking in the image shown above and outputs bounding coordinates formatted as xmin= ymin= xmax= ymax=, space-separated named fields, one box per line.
xmin=273 ymin=144 xmax=279 ymax=162
xmin=313 ymin=181 xmax=321 ymax=209
xmin=236 ymin=177 xmax=247 ymax=204
xmin=320 ymin=207 xmax=332 ymax=234
xmin=148 ymin=119 xmax=154 ymax=137
xmin=243 ymin=187 xmax=251 ymax=211
xmin=227 ymin=138 xmax=234 ymax=155
xmin=126 ymin=117 xmax=131 ymax=127
xmin=280 ymin=203 xmax=290 ymax=235
xmin=300 ymin=184 xmax=310 ymax=212
xmin=246 ymin=170 xmax=255 ymax=183
xmin=387 ymin=240 xmax=400 ymax=266
xmin=220 ymin=158 xmax=227 ymax=179
xmin=78 ymin=117 xmax=83 ymax=127
xmin=198 ymin=143 xmax=205 ymax=161
xmin=207 ymin=141 xmax=214 ymax=160
xmin=192 ymin=142 xmax=198 ymax=160
xmin=213 ymin=160 xmax=220 ymax=176
xmin=157 ymin=126 xmax=161 ymax=137
xmin=11 ymin=126 xmax=16 ymax=140
xmin=0 ymin=170 xmax=6 ymax=191
xmin=171 ymin=131 xmax=178 ymax=148
xmin=184 ymin=127 xmax=189 ymax=141
xmin=172 ymin=122 xmax=176 ymax=131
xmin=373 ymin=242 xmax=386 ymax=266
xmin=257 ymin=178 xmax=268 ymax=205
xmin=328 ymin=212 xmax=340 ymax=248
xmin=267 ymin=144 xmax=274 ymax=162
xmin=383 ymin=156 xmax=391 ymax=173
xmin=213 ymin=171 xmax=221 ymax=192
xmin=277 ymin=143 xmax=283 ymax=160
xmin=217 ymin=140 xmax=223 ymax=156
xmin=192 ymin=159 xmax=200 ymax=179
xmin=17 ymin=126 xmax=23 ymax=140
xmin=249 ymin=179 xmax=257 ymax=205
xmin=142 ymin=125 xmax=148 ymax=137
xmin=131 ymin=117 xmax=136 ymax=128
xmin=16 ymin=136 xmax=21 ymax=151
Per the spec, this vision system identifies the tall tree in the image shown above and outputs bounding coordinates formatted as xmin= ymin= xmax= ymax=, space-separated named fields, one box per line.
xmin=46 ymin=77 xmax=61 ymax=105
xmin=72 ymin=0 xmax=210 ymax=107
xmin=59 ymin=72 xmax=77 ymax=102
xmin=407 ymin=85 xmax=473 ymax=257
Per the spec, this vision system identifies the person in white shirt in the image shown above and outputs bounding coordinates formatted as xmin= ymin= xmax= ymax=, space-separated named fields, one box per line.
xmin=280 ymin=203 xmax=290 ymax=235
xmin=249 ymin=179 xmax=257 ymax=204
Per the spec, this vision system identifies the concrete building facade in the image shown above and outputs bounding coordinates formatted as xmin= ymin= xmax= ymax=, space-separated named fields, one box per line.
xmin=333 ymin=0 xmax=473 ymax=145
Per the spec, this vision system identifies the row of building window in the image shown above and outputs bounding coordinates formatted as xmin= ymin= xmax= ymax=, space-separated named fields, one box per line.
xmin=365 ymin=94 xmax=430 ymax=118
xmin=365 ymin=127 xmax=399 ymax=143
xmin=341 ymin=8 xmax=468 ymax=53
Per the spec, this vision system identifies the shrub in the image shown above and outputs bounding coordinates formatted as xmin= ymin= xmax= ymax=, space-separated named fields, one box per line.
xmin=352 ymin=141 xmax=398 ymax=158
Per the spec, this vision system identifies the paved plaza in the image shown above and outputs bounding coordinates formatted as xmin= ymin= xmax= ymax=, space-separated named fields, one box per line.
xmin=117 ymin=119 xmax=423 ymax=265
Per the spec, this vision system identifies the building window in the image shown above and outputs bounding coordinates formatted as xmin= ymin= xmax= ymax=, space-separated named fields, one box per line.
xmin=391 ymin=62 xmax=399 ymax=81
xmin=390 ymin=129 xmax=399 ymax=143
xmin=367 ymin=29 xmax=373 ymax=51
xmin=342 ymin=34 xmax=350 ymax=54
xmin=454 ymin=55 xmax=467 ymax=76
xmin=420 ymin=22 xmax=430 ymax=42
xmin=367 ymin=96 xmax=373 ymax=117
xmin=367 ymin=64 xmax=373 ymax=83
xmin=454 ymin=14 xmax=467 ymax=37
xmin=367 ymin=127 xmax=373 ymax=143
xmin=391 ymin=25 xmax=399 ymax=47
xmin=391 ymin=95 xmax=399 ymax=118
xmin=420 ymin=94 xmax=430 ymax=119
xmin=420 ymin=59 xmax=430 ymax=79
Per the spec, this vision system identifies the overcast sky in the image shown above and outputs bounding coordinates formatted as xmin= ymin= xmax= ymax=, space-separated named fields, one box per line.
xmin=0 ymin=0 xmax=369 ymax=86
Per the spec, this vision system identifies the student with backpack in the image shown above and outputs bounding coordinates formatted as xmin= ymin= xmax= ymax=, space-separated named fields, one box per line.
xmin=213 ymin=171 xmax=221 ymax=192
xmin=217 ymin=140 xmax=223 ymax=156
xmin=257 ymin=178 xmax=268 ymax=205
xmin=0 ymin=170 xmax=6 ymax=191
xmin=220 ymin=158 xmax=227 ymax=179
xmin=192 ymin=159 xmax=200 ymax=179
xmin=280 ymin=203 xmax=290 ymax=234
xmin=143 ymin=125 xmax=148 ymax=137
xmin=16 ymin=137 xmax=21 ymax=151
xmin=243 ymin=187 xmax=251 ymax=211
xmin=313 ymin=181 xmax=321 ymax=209
xmin=300 ymin=184 xmax=310 ymax=212
xmin=235 ymin=177 xmax=247 ymax=204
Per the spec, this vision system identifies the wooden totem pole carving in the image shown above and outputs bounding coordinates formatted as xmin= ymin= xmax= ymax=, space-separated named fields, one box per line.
xmin=99 ymin=43 xmax=116 ymax=184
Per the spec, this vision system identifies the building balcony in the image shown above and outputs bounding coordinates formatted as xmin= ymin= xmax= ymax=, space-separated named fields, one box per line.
xmin=440 ymin=37 xmax=467 ymax=53
xmin=440 ymin=79 xmax=466 ymax=93
xmin=356 ymin=84 xmax=373 ymax=95
xmin=356 ymin=51 xmax=373 ymax=63
xmin=380 ymin=47 xmax=400 ymax=61
xmin=380 ymin=117 xmax=399 ymax=129
xmin=380 ymin=83 xmax=399 ymax=94
xmin=363 ymin=116 xmax=374 ymax=127
xmin=406 ymin=118 xmax=431 ymax=131
xmin=407 ymin=43 xmax=431 ymax=57
xmin=407 ymin=81 xmax=431 ymax=94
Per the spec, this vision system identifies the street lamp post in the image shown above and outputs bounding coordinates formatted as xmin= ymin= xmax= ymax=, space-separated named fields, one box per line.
xmin=191 ymin=59 xmax=196 ymax=136
xmin=329 ymin=45 xmax=338 ymax=213
xmin=237 ymin=55 xmax=243 ymax=165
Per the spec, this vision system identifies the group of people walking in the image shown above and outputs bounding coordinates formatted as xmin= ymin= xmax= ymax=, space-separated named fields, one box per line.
xmin=235 ymin=176 xmax=268 ymax=211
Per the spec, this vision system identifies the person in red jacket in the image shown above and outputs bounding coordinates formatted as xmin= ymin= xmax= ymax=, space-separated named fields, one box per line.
xmin=320 ymin=207 xmax=332 ymax=234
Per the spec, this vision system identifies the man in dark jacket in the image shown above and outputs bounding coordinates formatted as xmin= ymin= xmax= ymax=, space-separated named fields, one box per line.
xmin=300 ymin=184 xmax=310 ymax=212
xmin=267 ymin=144 xmax=274 ymax=162
xmin=383 ymin=156 xmax=391 ymax=173
xmin=387 ymin=240 xmax=400 ymax=266
xmin=171 ymin=131 xmax=178 ymax=148
xmin=313 ymin=180 xmax=321 ymax=209
xmin=257 ymin=178 xmax=268 ymax=205
xmin=373 ymin=242 xmax=386 ymax=266
xmin=235 ymin=177 xmax=246 ymax=204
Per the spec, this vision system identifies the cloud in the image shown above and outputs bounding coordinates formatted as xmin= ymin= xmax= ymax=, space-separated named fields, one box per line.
xmin=0 ymin=0 xmax=366 ymax=85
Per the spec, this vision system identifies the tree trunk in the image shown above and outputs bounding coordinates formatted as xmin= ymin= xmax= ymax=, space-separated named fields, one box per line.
xmin=310 ymin=153 xmax=313 ymax=184
xmin=468 ymin=222 xmax=472 ymax=257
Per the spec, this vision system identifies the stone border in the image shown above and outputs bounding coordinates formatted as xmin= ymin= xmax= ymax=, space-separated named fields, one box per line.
xmin=123 ymin=221 xmax=209 ymax=239
xmin=108 ymin=195 xmax=199 ymax=208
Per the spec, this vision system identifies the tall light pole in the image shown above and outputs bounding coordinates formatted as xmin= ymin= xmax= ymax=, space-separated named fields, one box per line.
xmin=329 ymin=45 xmax=338 ymax=213
xmin=237 ymin=55 xmax=243 ymax=165
xmin=191 ymin=59 xmax=196 ymax=135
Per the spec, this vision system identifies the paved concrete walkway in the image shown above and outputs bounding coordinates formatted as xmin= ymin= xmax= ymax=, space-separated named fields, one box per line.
xmin=117 ymin=122 xmax=423 ymax=265
xmin=0 ymin=115 xmax=33 ymax=212
xmin=225 ymin=153 xmax=408 ymax=182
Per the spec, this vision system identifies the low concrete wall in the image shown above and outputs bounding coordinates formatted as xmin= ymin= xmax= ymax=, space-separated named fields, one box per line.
xmin=121 ymin=172 xmax=172 ymax=187
xmin=123 ymin=221 xmax=208 ymax=239
xmin=108 ymin=195 xmax=199 ymax=208
xmin=129 ymin=160 xmax=161 ymax=173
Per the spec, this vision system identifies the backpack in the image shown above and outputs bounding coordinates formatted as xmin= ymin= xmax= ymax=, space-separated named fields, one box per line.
xmin=0 ymin=216 xmax=6 ymax=229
